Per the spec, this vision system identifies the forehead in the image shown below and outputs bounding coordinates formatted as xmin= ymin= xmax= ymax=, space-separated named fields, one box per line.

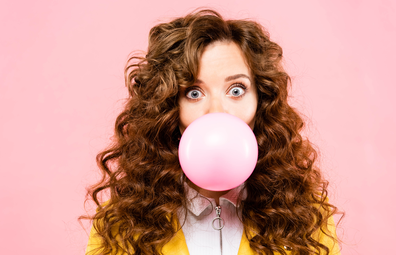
xmin=198 ymin=41 xmax=251 ymax=77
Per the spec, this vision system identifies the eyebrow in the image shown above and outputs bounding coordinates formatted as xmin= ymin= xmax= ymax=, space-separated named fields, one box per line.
xmin=225 ymin=74 xmax=251 ymax=82
xmin=195 ymin=74 xmax=252 ymax=84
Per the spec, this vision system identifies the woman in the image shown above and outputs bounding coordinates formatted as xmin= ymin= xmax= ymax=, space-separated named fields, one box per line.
xmin=84 ymin=9 xmax=341 ymax=255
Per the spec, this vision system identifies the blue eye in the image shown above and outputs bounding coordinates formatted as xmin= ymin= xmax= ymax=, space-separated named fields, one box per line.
xmin=228 ymin=86 xmax=245 ymax=97
xmin=186 ymin=89 xmax=203 ymax=99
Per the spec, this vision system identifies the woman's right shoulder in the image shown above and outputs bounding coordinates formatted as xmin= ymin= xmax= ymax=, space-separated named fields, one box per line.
xmin=85 ymin=200 xmax=132 ymax=255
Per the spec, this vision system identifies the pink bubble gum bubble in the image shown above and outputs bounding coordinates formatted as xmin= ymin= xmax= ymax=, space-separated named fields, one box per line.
xmin=178 ymin=113 xmax=258 ymax=191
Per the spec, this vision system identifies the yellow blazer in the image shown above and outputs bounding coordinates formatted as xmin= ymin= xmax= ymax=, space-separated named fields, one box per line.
xmin=86 ymin=216 xmax=340 ymax=255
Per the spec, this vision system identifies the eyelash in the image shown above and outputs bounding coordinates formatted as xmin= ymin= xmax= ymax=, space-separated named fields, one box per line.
xmin=184 ymin=83 xmax=248 ymax=101
xmin=227 ymin=83 xmax=247 ymax=98
xmin=184 ymin=86 xmax=204 ymax=101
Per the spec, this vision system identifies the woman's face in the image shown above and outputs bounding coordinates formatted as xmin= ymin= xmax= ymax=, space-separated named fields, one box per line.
xmin=178 ymin=41 xmax=258 ymax=134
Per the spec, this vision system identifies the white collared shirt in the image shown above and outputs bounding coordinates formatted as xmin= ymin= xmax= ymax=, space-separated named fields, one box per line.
xmin=177 ymin=183 xmax=246 ymax=255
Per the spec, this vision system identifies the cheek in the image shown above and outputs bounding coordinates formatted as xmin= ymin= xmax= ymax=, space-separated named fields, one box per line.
xmin=233 ymin=98 xmax=258 ymax=129
xmin=179 ymin=103 xmax=203 ymax=133
xmin=240 ymin=108 xmax=256 ymax=129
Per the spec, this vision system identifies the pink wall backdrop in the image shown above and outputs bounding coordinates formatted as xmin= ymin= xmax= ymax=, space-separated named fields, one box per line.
xmin=1 ymin=0 xmax=395 ymax=254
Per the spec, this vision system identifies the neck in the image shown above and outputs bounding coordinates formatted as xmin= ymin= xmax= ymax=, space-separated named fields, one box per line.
xmin=186 ymin=180 xmax=230 ymax=205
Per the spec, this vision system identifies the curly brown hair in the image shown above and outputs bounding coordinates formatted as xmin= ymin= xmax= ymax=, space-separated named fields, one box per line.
xmin=83 ymin=9 xmax=342 ymax=255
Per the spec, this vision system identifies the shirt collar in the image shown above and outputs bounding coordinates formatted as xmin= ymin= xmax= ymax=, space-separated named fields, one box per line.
xmin=184 ymin=182 xmax=246 ymax=217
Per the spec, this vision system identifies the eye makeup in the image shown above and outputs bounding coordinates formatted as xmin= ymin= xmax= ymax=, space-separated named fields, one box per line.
xmin=226 ymin=83 xmax=247 ymax=98
xmin=184 ymin=86 xmax=205 ymax=101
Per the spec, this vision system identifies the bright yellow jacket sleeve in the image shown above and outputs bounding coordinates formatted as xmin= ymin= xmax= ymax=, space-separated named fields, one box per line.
xmin=85 ymin=223 xmax=105 ymax=255
xmin=85 ymin=220 xmax=134 ymax=255
xmin=316 ymin=214 xmax=341 ymax=255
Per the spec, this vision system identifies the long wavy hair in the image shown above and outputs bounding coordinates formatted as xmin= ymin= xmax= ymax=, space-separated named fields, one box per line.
xmin=83 ymin=9 xmax=341 ymax=255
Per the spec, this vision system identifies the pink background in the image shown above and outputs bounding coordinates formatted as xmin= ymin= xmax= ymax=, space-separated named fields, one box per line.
xmin=1 ymin=0 xmax=395 ymax=254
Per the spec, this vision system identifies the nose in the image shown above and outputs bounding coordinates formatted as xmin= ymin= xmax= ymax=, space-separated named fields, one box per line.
xmin=208 ymin=97 xmax=225 ymax=113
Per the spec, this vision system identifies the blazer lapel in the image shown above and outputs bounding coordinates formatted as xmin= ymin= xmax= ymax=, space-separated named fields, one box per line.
xmin=161 ymin=220 xmax=190 ymax=255
xmin=161 ymin=225 xmax=255 ymax=255
xmin=237 ymin=230 xmax=256 ymax=255
xmin=161 ymin=218 xmax=260 ymax=255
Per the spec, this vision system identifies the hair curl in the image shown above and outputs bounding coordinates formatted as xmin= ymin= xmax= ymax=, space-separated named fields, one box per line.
xmin=83 ymin=9 xmax=342 ymax=255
